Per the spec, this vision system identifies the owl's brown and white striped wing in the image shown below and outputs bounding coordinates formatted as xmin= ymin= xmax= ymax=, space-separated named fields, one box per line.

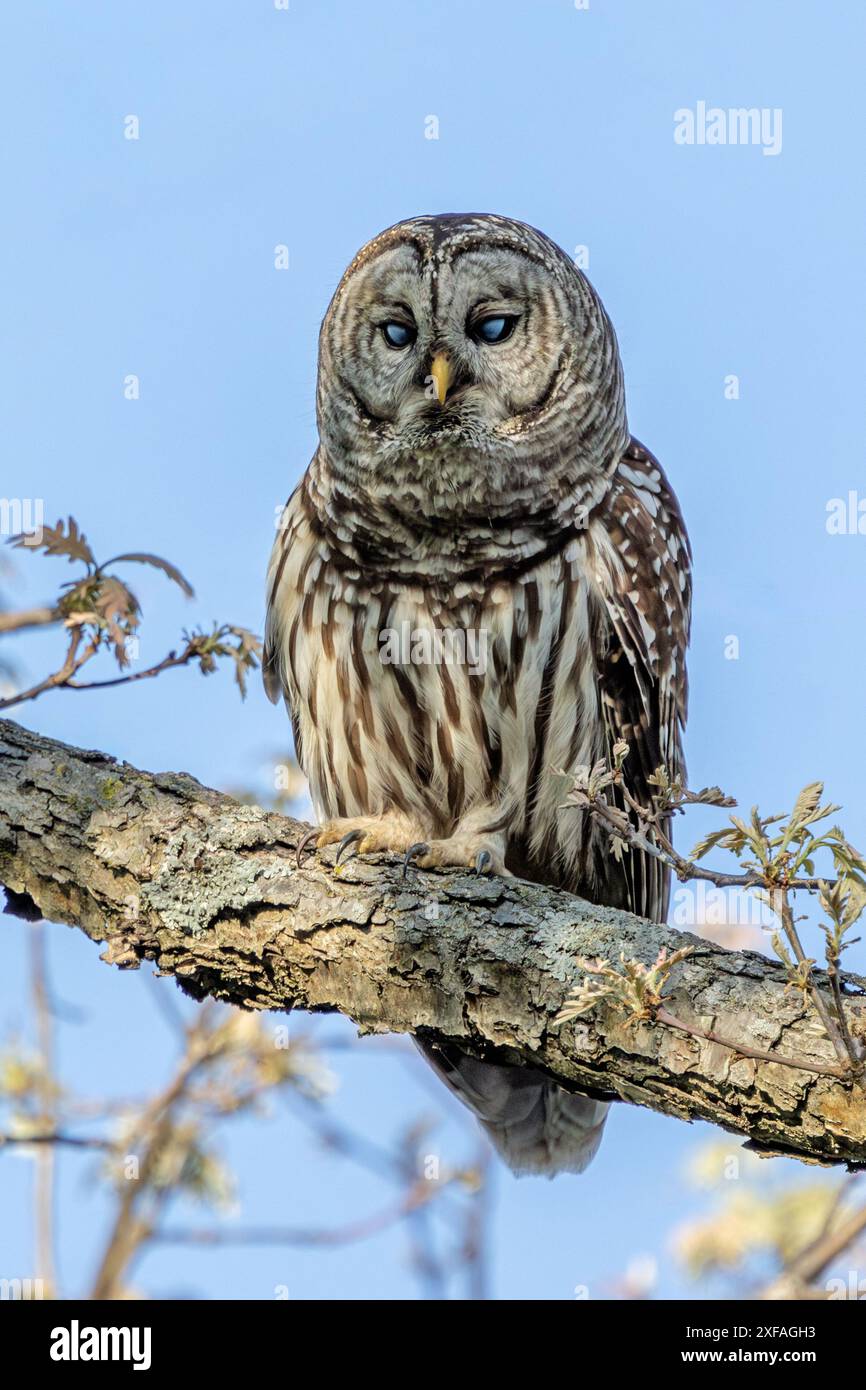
xmin=587 ymin=439 xmax=691 ymax=923
xmin=262 ymin=482 xmax=311 ymax=775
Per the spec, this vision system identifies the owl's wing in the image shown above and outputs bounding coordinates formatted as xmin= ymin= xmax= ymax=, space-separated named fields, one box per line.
xmin=262 ymin=483 xmax=308 ymax=774
xmin=586 ymin=438 xmax=692 ymax=922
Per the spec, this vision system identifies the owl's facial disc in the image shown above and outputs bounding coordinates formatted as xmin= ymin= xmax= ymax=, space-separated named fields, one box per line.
xmin=328 ymin=241 xmax=571 ymax=456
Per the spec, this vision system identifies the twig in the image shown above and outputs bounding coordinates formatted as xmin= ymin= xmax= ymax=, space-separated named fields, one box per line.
xmin=760 ymin=1198 xmax=866 ymax=1298
xmin=460 ymin=1148 xmax=493 ymax=1301
xmin=29 ymin=924 xmax=58 ymax=1297
xmin=0 ymin=1132 xmax=113 ymax=1151
xmin=62 ymin=647 xmax=206 ymax=693
xmin=592 ymin=790 xmax=837 ymax=894
xmin=89 ymin=1020 xmax=215 ymax=1300
xmin=0 ymin=640 xmax=193 ymax=711
xmin=775 ymin=887 xmax=855 ymax=1074
xmin=580 ymin=773 xmax=866 ymax=1079
xmin=156 ymin=1181 xmax=443 ymax=1250
xmin=0 ymin=606 xmax=58 ymax=635
xmin=655 ymin=1007 xmax=846 ymax=1080
xmin=0 ymin=628 xmax=92 ymax=711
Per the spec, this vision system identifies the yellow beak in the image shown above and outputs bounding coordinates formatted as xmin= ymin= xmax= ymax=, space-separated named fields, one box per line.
xmin=430 ymin=352 xmax=451 ymax=406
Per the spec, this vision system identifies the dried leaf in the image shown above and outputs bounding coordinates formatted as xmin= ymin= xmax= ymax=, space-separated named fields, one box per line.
xmin=102 ymin=552 xmax=194 ymax=598
xmin=92 ymin=577 xmax=140 ymax=666
xmin=9 ymin=516 xmax=94 ymax=567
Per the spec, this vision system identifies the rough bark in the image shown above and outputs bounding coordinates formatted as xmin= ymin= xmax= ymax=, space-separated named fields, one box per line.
xmin=1 ymin=716 xmax=865 ymax=1168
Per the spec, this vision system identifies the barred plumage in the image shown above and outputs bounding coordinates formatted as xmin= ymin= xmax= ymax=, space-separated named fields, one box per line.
xmin=265 ymin=214 xmax=691 ymax=1175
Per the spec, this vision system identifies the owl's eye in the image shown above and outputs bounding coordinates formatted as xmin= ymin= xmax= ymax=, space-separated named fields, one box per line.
xmin=472 ymin=315 xmax=517 ymax=344
xmin=381 ymin=320 xmax=416 ymax=349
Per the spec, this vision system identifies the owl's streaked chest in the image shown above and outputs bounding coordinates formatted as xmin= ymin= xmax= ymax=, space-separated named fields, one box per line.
xmin=271 ymin=509 xmax=606 ymax=849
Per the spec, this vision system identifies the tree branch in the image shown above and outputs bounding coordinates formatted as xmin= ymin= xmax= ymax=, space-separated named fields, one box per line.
xmin=0 ymin=606 xmax=58 ymax=636
xmin=2 ymin=716 xmax=866 ymax=1169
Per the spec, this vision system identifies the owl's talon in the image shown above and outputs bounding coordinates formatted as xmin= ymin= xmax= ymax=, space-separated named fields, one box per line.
xmin=474 ymin=849 xmax=492 ymax=875
xmin=296 ymin=828 xmax=320 ymax=870
xmin=402 ymin=842 xmax=430 ymax=878
xmin=335 ymin=828 xmax=366 ymax=866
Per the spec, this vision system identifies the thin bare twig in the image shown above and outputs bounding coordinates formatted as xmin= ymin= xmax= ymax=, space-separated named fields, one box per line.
xmin=655 ymin=1007 xmax=846 ymax=1080
xmin=89 ymin=1016 xmax=217 ymax=1300
xmin=29 ymin=924 xmax=57 ymax=1297
xmin=760 ymin=1198 xmax=866 ymax=1298
xmin=0 ymin=1132 xmax=113 ymax=1151
xmin=0 ymin=628 xmax=92 ymax=711
xmin=61 ymin=647 xmax=211 ymax=694
xmin=0 ymin=606 xmax=58 ymax=635
xmin=156 ymin=1181 xmax=445 ymax=1250
xmin=1 ymin=639 xmax=202 ymax=711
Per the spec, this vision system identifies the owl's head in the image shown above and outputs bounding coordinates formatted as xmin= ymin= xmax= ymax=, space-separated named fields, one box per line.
xmin=316 ymin=214 xmax=628 ymax=520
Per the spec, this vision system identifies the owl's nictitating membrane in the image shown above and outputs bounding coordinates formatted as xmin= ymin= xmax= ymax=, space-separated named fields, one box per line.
xmin=264 ymin=214 xmax=691 ymax=1176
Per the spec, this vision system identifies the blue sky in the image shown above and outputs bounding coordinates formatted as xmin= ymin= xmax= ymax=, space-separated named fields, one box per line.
xmin=2 ymin=0 xmax=864 ymax=1299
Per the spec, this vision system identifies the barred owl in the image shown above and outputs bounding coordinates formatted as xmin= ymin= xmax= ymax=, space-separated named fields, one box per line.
xmin=264 ymin=214 xmax=691 ymax=1176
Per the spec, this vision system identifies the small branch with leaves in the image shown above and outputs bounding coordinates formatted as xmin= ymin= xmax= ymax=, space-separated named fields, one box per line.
xmin=0 ymin=517 xmax=261 ymax=708
xmin=558 ymin=746 xmax=866 ymax=1086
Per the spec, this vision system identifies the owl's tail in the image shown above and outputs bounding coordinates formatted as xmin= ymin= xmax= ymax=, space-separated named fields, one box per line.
xmin=415 ymin=1040 xmax=609 ymax=1177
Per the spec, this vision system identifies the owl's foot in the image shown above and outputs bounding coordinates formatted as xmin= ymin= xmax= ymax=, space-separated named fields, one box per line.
xmin=296 ymin=811 xmax=427 ymax=870
xmin=403 ymin=832 xmax=511 ymax=878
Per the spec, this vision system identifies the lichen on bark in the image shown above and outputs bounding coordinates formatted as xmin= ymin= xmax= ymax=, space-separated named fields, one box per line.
xmin=1 ymin=715 xmax=865 ymax=1167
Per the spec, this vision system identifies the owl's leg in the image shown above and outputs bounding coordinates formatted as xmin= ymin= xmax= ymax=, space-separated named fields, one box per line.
xmin=405 ymin=807 xmax=512 ymax=878
xmin=296 ymin=810 xmax=429 ymax=869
